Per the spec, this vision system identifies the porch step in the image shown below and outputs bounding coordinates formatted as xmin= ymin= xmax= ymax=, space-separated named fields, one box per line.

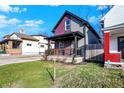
xmin=104 ymin=62 xmax=124 ymax=70
xmin=47 ymin=55 xmax=83 ymax=63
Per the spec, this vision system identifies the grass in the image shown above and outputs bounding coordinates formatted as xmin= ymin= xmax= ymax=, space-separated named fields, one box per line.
xmin=60 ymin=63 xmax=124 ymax=88
xmin=0 ymin=61 xmax=71 ymax=88
xmin=0 ymin=61 xmax=53 ymax=88
xmin=0 ymin=61 xmax=124 ymax=88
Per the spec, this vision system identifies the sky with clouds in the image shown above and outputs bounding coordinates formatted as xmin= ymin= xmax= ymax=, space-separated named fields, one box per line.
xmin=0 ymin=5 xmax=111 ymax=40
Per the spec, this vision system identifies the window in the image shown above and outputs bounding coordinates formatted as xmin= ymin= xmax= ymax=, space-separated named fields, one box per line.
xmin=27 ymin=43 xmax=32 ymax=46
xmin=65 ymin=20 xmax=71 ymax=31
xmin=59 ymin=41 xmax=64 ymax=48
xmin=100 ymin=20 xmax=104 ymax=28
xmin=13 ymin=41 xmax=20 ymax=49
xmin=40 ymin=45 xmax=44 ymax=48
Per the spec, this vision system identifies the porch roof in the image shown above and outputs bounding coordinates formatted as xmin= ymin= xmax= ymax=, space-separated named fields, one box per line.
xmin=0 ymin=39 xmax=22 ymax=43
xmin=102 ymin=23 xmax=124 ymax=31
xmin=47 ymin=31 xmax=84 ymax=41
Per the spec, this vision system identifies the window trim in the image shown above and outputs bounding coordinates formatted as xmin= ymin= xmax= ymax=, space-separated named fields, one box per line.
xmin=65 ymin=19 xmax=71 ymax=31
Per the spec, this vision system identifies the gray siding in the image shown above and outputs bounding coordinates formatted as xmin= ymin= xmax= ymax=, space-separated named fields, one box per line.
xmin=70 ymin=16 xmax=84 ymax=34
xmin=78 ymin=38 xmax=84 ymax=48
xmin=85 ymin=27 xmax=100 ymax=44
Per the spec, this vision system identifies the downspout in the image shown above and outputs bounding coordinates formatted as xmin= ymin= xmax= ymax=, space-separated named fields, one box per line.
xmin=83 ymin=26 xmax=86 ymax=62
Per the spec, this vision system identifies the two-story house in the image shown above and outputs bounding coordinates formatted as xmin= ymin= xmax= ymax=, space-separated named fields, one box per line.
xmin=47 ymin=11 xmax=101 ymax=62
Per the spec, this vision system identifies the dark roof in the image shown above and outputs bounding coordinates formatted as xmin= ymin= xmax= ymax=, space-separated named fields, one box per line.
xmin=0 ymin=39 xmax=22 ymax=43
xmin=52 ymin=10 xmax=100 ymax=39
xmin=3 ymin=35 xmax=10 ymax=38
xmin=11 ymin=32 xmax=39 ymax=41
xmin=31 ymin=34 xmax=48 ymax=37
xmin=47 ymin=31 xmax=84 ymax=41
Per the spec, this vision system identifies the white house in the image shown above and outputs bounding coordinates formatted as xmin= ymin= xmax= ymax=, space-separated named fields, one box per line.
xmin=102 ymin=6 xmax=124 ymax=63
xmin=0 ymin=30 xmax=54 ymax=55
xmin=32 ymin=35 xmax=54 ymax=55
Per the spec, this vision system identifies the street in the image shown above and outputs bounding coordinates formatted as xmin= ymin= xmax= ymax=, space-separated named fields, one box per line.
xmin=0 ymin=55 xmax=42 ymax=66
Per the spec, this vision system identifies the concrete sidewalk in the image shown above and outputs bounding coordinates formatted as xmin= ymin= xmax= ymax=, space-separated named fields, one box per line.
xmin=0 ymin=55 xmax=42 ymax=66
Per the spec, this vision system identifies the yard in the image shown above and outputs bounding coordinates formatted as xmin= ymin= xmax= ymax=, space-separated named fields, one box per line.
xmin=0 ymin=61 xmax=124 ymax=88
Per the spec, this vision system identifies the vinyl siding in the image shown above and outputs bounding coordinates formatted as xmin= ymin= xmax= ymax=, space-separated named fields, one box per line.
xmin=70 ymin=16 xmax=84 ymax=34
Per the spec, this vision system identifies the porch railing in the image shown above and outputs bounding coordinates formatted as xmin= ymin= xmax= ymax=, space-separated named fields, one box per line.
xmin=51 ymin=48 xmax=74 ymax=55
xmin=46 ymin=48 xmax=82 ymax=56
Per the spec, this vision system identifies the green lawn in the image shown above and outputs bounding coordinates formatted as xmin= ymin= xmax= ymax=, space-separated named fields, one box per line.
xmin=0 ymin=61 xmax=71 ymax=88
xmin=0 ymin=61 xmax=124 ymax=88
xmin=0 ymin=61 xmax=52 ymax=88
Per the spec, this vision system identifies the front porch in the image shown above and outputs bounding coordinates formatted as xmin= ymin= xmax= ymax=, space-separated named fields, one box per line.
xmin=48 ymin=48 xmax=82 ymax=56
xmin=103 ymin=23 xmax=124 ymax=69
xmin=47 ymin=31 xmax=84 ymax=57
xmin=0 ymin=39 xmax=22 ymax=55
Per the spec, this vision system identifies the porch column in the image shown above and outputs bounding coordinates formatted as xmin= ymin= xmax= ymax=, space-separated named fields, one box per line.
xmin=8 ymin=41 xmax=13 ymax=49
xmin=0 ymin=44 xmax=1 ymax=50
xmin=47 ymin=40 xmax=50 ymax=55
xmin=104 ymin=31 xmax=110 ymax=63
xmin=74 ymin=35 xmax=78 ymax=56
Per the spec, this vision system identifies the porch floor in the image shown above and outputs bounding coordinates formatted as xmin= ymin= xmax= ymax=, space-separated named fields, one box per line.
xmin=47 ymin=55 xmax=83 ymax=64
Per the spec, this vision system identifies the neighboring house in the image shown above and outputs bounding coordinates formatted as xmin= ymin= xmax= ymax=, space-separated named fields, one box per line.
xmin=31 ymin=35 xmax=54 ymax=55
xmin=101 ymin=6 xmax=124 ymax=63
xmin=47 ymin=11 xmax=101 ymax=60
xmin=0 ymin=32 xmax=39 ymax=55
xmin=0 ymin=30 xmax=54 ymax=55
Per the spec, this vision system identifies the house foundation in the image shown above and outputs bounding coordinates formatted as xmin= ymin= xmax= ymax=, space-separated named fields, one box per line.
xmin=46 ymin=55 xmax=83 ymax=64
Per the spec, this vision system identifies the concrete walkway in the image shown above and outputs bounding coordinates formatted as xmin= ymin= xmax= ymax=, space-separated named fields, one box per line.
xmin=0 ymin=55 xmax=42 ymax=66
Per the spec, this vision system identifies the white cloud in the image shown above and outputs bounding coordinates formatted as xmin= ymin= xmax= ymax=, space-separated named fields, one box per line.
xmin=0 ymin=5 xmax=12 ymax=13
xmin=0 ymin=15 xmax=21 ymax=28
xmin=97 ymin=5 xmax=107 ymax=10
xmin=22 ymin=8 xmax=27 ymax=12
xmin=19 ymin=20 xmax=44 ymax=27
xmin=88 ymin=15 xmax=102 ymax=23
xmin=8 ymin=18 xmax=21 ymax=25
xmin=0 ymin=15 xmax=7 ymax=19
xmin=88 ymin=16 xmax=97 ymax=23
xmin=0 ymin=5 xmax=27 ymax=13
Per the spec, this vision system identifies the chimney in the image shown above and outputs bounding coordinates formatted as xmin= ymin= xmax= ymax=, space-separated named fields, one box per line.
xmin=19 ymin=28 xmax=25 ymax=34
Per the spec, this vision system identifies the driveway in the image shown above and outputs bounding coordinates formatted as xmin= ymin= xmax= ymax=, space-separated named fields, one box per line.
xmin=0 ymin=55 xmax=42 ymax=66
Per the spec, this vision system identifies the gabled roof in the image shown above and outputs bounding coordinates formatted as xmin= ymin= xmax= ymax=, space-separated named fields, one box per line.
xmin=52 ymin=10 xmax=100 ymax=39
xmin=3 ymin=35 xmax=10 ymax=38
xmin=31 ymin=34 xmax=48 ymax=37
xmin=10 ymin=32 xmax=39 ymax=41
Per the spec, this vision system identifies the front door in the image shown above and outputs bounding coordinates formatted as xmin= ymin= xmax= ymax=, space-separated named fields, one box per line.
xmin=118 ymin=37 xmax=124 ymax=59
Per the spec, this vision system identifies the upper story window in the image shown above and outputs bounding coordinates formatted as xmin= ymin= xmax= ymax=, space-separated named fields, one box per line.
xmin=65 ymin=20 xmax=71 ymax=31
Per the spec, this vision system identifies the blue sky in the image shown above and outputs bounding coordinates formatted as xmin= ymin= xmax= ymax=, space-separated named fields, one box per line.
xmin=0 ymin=5 xmax=111 ymax=40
